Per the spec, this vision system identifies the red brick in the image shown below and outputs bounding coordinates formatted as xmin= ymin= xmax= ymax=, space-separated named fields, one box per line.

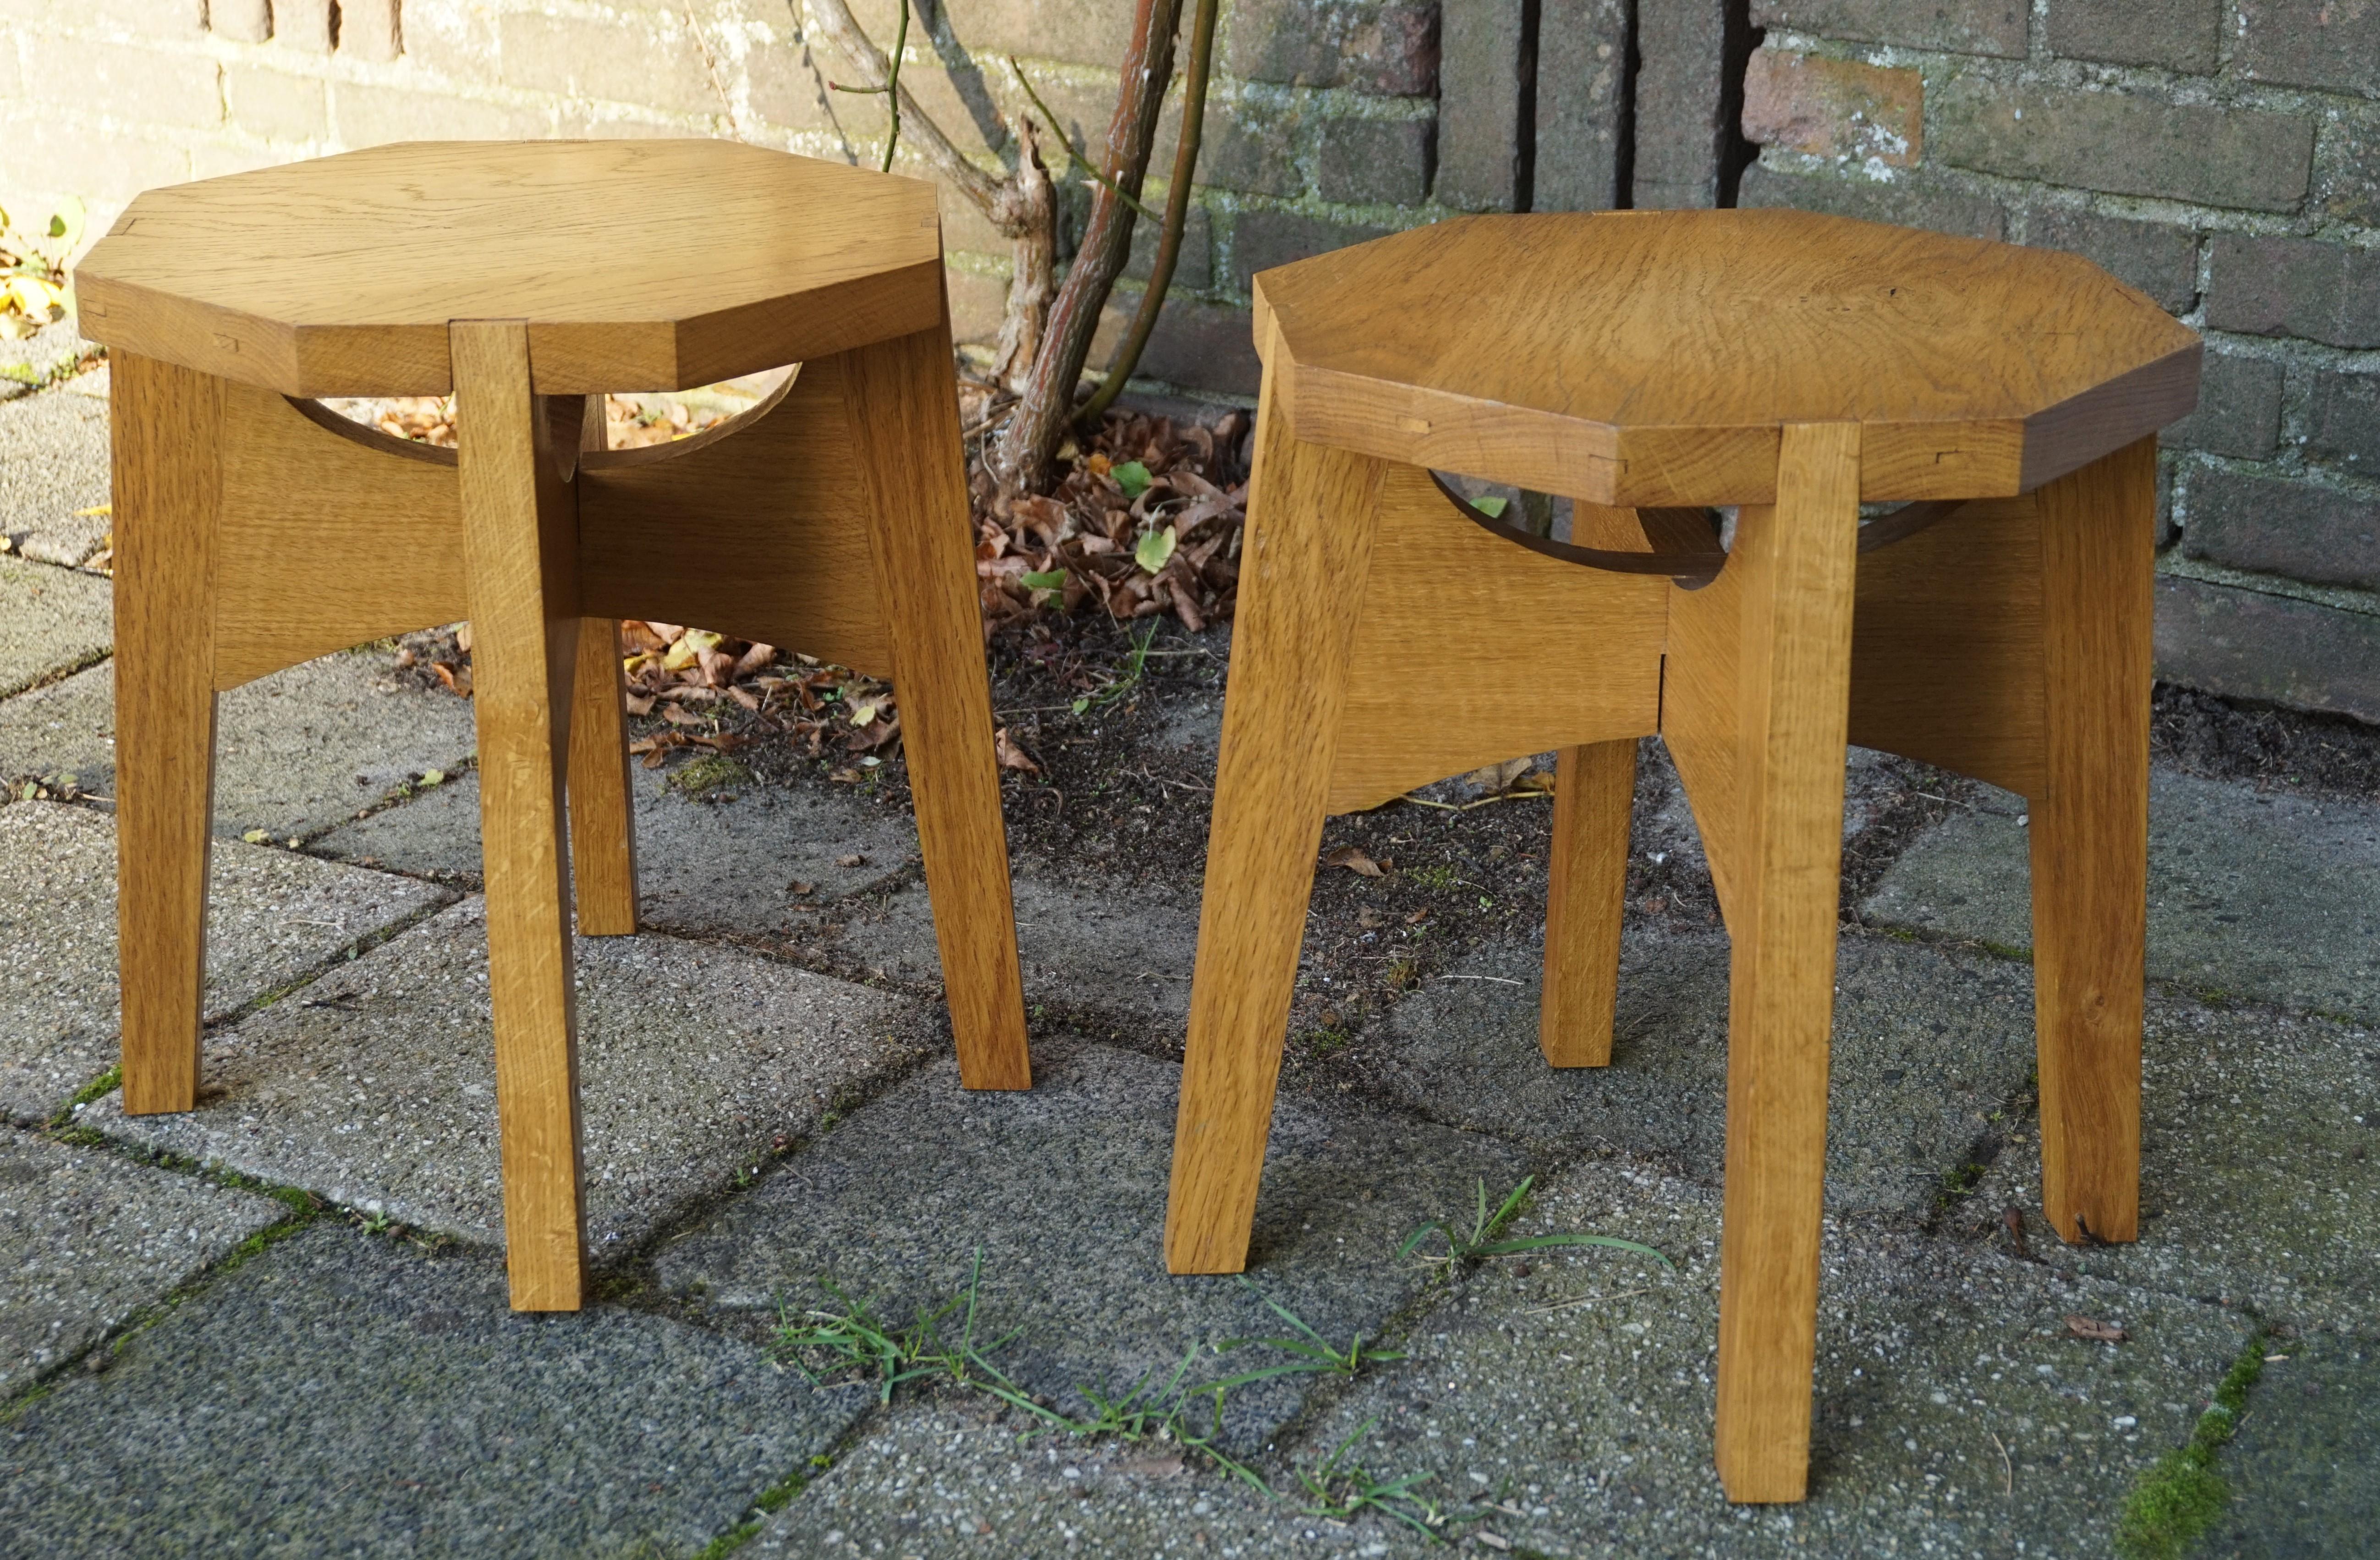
xmin=2155 ymin=576 xmax=2380 ymax=724
xmin=1227 ymin=0 xmax=1439 ymax=96
xmin=2182 ymin=469 xmax=2380 ymax=592
xmin=2206 ymin=236 xmax=2380 ymax=351
xmin=1741 ymin=48 xmax=1921 ymax=168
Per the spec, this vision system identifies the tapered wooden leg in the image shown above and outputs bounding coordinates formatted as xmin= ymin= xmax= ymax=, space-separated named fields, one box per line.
xmin=841 ymin=320 xmax=1031 ymax=1090
xmin=568 ymin=617 xmax=639 ymax=936
xmin=1541 ymin=739 xmax=1636 ymax=1067
xmin=1164 ymin=371 xmax=1385 ymax=1275
xmin=453 ymin=320 xmax=587 ymax=1312
xmin=2029 ymin=437 xmax=2153 ymax=1246
xmin=1712 ymin=423 xmax=1861 ymax=1503
xmin=113 ymin=353 xmax=223 ymax=1117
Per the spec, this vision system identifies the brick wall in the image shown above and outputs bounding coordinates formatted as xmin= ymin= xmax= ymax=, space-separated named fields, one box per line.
xmin=4 ymin=0 xmax=2375 ymax=723
xmin=1740 ymin=0 xmax=2380 ymax=724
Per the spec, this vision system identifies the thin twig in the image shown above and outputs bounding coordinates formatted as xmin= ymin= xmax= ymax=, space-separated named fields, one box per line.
xmin=1395 ymin=789 xmax=1556 ymax=814
xmin=1523 ymin=1285 xmax=1651 ymax=1316
xmin=1989 ymin=1429 xmax=2013 ymax=1495
xmin=1439 ymin=974 xmax=1523 ymax=985
xmin=1007 ymin=58 xmax=1160 ymax=220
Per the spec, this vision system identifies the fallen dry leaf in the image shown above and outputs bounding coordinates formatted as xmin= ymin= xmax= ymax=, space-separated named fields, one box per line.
xmin=1323 ymin=845 xmax=1383 ymax=878
xmin=1464 ymin=756 xmax=1536 ymax=794
xmin=2065 ymin=1314 xmax=2126 ymax=1343
xmin=836 ymin=853 xmax=867 ymax=868
xmin=994 ymin=727 xmax=1040 ymax=775
xmin=788 ymin=880 xmax=815 ymax=896
xmin=1357 ymin=907 xmax=1385 ymax=929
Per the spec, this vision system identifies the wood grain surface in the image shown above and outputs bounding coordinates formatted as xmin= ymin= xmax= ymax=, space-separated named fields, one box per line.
xmin=1167 ymin=360 xmax=1386 ymax=1275
xmin=1708 ymin=423 xmax=1861 ymax=1503
xmin=453 ymin=320 xmax=588 ymax=1312
xmin=841 ymin=321 xmax=1031 ymax=1092
xmin=113 ymin=353 xmax=223 ymax=1117
xmin=1253 ymin=210 xmax=2198 ymax=507
xmin=2029 ymin=437 xmax=2155 ymax=1246
xmin=75 ymin=141 xmax=944 ymax=396
xmin=567 ymin=617 xmax=640 ymax=937
xmin=1539 ymin=740 xmax=1636 ymax=1068
xmin=1846 ymin=496 xmax=2047 ymax=796
xmin=1325 ymin=463 xmax=1664 ymax=811
xmin=577 ymin=359 xmax=895 ymax=677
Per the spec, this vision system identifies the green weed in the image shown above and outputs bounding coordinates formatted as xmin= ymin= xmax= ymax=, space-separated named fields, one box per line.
xmin=1399 ymin=1176 xmax=1676 ymax=1271
xmin=1295 ymin=1417 xmax=1453 ymax=1538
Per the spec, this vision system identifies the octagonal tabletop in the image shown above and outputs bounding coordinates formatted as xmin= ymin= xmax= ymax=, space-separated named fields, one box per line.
xmin=74 ymin=140 xmax=945 ymax=398
xmin=1253 ymin=209 xmax=2201 ymax=509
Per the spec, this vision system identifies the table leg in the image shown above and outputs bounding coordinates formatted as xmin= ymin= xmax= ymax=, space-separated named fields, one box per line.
xmin=2030 ymin=437 xmax=2154 ymax=1246
xmin=453 ymin=320 xmax=587 ymax=1312
xmin=113 ymin=353 xmax=223 ymax=1117
xmin=843 ymin=320 xmax=1032 ymax=1091
xmin=1164 ymin=376 xmax=1384 ymax=1275
xmin=1541 ymin=739 xmax=1636 ymax=1067
xmin=568 ymin=617 xmax=639 ymax=935
xmin=1713 ymin=422 xmax=1860 ymax=1503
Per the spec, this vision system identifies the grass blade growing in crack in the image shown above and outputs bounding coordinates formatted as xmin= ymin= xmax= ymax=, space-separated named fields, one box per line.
xmin=1399 ymin=1175 xmax=1676 ymax=1271
xmin=1194 ymin=1276 xmax=1406 ymax=1396
xmin=1295 ymin=1417 xmax=1452 ymax=1538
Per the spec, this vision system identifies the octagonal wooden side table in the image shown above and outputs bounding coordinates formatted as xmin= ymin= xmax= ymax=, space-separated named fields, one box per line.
xmin=75 ymin=140 xmax=1030 ymax=1311
xmin=1161 ymin=209 xmax=2202 ymax=1501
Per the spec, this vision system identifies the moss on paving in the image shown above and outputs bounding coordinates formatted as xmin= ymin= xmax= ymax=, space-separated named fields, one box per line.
xmin=2115 ymin=1328 xmax=2269 ymax=1560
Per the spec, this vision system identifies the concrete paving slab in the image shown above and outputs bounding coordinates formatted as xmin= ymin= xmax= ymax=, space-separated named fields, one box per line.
xmin=1962 ymin=995 xmax=2380 ymax=1332
xmin=0 ymin=649 xmax=480 ymax=842
xmin=751 ymin=1400 xmax=1428 ymax=1559
xmin=1864 ymin=769 xmax=2380 ymax=1024
xmin=0 ymin=1222 xmax=868 ymax=1559
xmin=2204 ymin=1327 xmax=2380 ymax=1559
xmin=311 ymin=765 xmax=921 ymax=919
xmin=0 ymin=552 xmax=108 ymax=698
xmin=1368 ymin=926 xmax=2037 ymax=1218
xmin=0 ymin=387 xmax=110 ymax=564
xmin=1301 ymin=1159 xmax=2257 ymax=1560
xmin=312 ymin=762 xmax=1203 ymax=1022
xmin=656 ymin=1038 xmax=1527 ymax=1453
xmin=85 ymin=899 xmax=926 ymax=1251
xmin=813 ymin=870 xmax=1203 ymax=1024
xmin=0 ymin=801 xmax=445 ymax=1122
xmin=0 ymin=1129 xmax=286 ymax=1395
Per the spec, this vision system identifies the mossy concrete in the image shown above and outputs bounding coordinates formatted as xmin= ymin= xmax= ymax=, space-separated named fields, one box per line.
xmin=0 ymin=650 xmax=480 ymax=843
xmin=656 ymin=1037 xmax=1526 ymax=1453
xmin=1864 ymin=769 xmax=2380 ymax=1024
xmin=84 ymin=898 xmax=928 ymax=1252
xmin=0 ymin=800 xmax=445 ymax=1121
xmin=0 ymin=553 xmax=108 ymax=700
xmin=0 ymin=1223 xmax=868 ymax=1558
xmin=0 ymin=1128 xmax=285 ymax=1394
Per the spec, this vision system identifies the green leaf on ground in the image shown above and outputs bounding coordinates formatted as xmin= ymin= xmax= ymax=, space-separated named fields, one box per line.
xmin=1135 ymin=525 xmax=1178 ymax=574
xmin=1111 ymin=459 xmax=1153 ymax=498
xmin=1471 ymin=496 xmax=1507 ymax=518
